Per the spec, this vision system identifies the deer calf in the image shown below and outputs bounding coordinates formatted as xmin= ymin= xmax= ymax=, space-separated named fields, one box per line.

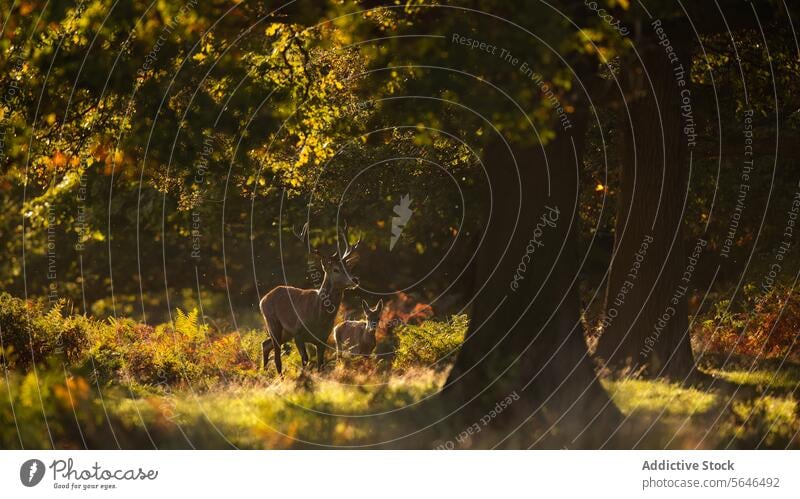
xmin=334 ymin=299 xmax=384 ymax=357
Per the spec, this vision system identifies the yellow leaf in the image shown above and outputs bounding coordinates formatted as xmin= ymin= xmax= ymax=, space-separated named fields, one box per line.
xmin=265 ymin=24 xmax=282 ymax=37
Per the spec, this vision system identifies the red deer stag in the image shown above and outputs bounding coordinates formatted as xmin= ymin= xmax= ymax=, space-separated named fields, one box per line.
xmin=260 ymin=224 xmax=360 ymax=373
xmin=334 ymin=299 xmax=384 ymax=358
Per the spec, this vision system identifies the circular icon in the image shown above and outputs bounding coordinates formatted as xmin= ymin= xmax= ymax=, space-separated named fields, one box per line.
xmin=20 ymin=459 xmax=45 ymax=487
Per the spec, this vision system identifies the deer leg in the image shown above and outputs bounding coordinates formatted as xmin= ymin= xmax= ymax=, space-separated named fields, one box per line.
xmin=295 ymin=337 xmax=309 ymax=368
xmin=265 ymin=319 xmax=284 ymax=375
xmin=261 ymin=340 xmax=273 ymax=370
xmin=316 ymin=343 xmax=326 ymax=371
xmin=272 ymin=335 xmax=283 ymax=374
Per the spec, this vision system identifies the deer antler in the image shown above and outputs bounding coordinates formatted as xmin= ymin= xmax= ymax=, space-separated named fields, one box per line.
xmin=293 ymin=221 xmax=309 ymax=242
xmin=295 ymin=222 xmax=323 ymax=261
xmin=338 ymin=220 xmax=361 ymax=262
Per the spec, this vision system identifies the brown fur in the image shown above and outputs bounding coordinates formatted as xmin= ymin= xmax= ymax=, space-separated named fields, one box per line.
xmin=261 ymin=286 xmax=329 ymax=342
xmin=334 ymin=321 xmax=376 ymax=356
xmin=334 ymin=300 xmax=383 ymax=358
xmin=261 ymin=257 xmax=358 ymax=373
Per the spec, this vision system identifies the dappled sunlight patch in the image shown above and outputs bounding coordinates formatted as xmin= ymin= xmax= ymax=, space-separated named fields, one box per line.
xmin=102 ymin=367 xmax=448 ymax=448
xmin=705 ymin=368 xmax=800 ymax=390
xmin=333 ymin=421 xmax=372 ymax=444
xmin=724 ymin=396 xmax=799 ymax=448
xmin=113 ymin=397 xmax=158 ymax=428
xmin=603 ymin=378 xmax=719 ymax=416
xmin=393 ymin=315 xmax=467 ymax=371
xmin=386 ymin=368 xmax=446 ymax=399
xmin=286 ymin=382 xmax=374 ymax=414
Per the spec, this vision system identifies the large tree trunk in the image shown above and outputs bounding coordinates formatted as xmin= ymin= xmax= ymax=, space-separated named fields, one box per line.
xmin=441 ymin=119 xmax=622 ymax=448
xmin=595 ymin=35 xmax=695 ymax=380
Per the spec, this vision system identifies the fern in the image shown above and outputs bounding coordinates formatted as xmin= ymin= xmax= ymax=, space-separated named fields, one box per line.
xmin=174 ymin=308 xmax=207 ymax=341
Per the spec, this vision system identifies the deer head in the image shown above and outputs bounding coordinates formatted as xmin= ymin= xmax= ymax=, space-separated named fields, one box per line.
xmin=362 ymin=299 xmax=384 ymax=331
xmin=313 ymin=221 xmax=361 ymax=291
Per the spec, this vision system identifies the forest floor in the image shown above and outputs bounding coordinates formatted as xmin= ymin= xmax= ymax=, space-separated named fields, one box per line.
xmin=1 ymin=298 xmax=798 ymax=449
xmin=3 ymin=355 xmax=798 ymax=449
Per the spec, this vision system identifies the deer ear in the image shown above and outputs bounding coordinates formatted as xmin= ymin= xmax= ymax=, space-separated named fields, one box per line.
xmin=376 ymin=299 xmax=384 ymax=312
xmin=361 ymin=299 xmax=369 ymax=312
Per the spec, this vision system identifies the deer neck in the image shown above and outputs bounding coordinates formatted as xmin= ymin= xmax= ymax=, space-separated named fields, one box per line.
xmin=317 ymin=274 xmax=343 ymax=317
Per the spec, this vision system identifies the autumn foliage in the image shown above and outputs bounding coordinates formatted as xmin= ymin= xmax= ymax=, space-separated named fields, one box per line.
xmin=695 ymin=285 xmax=800 ymax=363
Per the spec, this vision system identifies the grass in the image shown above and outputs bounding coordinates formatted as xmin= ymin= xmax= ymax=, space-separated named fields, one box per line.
xmin=112 ymin=367 xmax=446 ymax=449
xmin=705 ymin=368 xmax=800 ymax=390
xmin=1 ymin=291 xmax=799 ymax=449
xmin=4 ymin=361 xmax=798 ymax=449
xmin=726 ymin=396 xmax=799 ymax=447
xmin=603 ymin=378 xmax=719 ymax=416
xmin=602 ymin=369 xmax=800 ymax=449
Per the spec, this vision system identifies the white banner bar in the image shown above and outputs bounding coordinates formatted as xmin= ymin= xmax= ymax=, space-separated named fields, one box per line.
xmin=1 ymin=451 xmax=798 ymax=498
